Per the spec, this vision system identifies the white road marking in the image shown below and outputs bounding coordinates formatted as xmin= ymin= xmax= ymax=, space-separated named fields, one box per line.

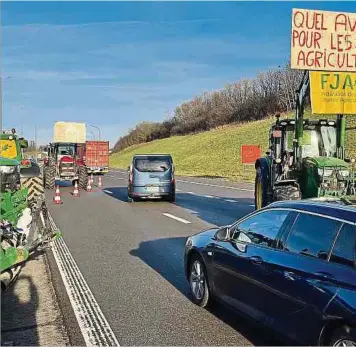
xmin=224 ymin=199 xmax=237 ymax=203
xmin=103 ymin=189 xmax=113 ymax=195
xmin=162 ymin=213 xmax=191 ymax=224
xmin=176 ymin=189 xmax=181 ymax=192
xmin=107 ymin=175 xmax=125 ymax=180
xmin=248 ymin=204 xmax=255 ymax=207
xmin=49 ymin=214 xmax=120 ymax=346
xmin=176 ymin=179 xmax=254 ymax=192
xmin=187 ymin=191 xmax=197 ymax=195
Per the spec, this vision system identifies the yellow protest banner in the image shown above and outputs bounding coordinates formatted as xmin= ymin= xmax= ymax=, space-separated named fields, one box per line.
xmin=310 ymin=71 xmax=356 ymax=114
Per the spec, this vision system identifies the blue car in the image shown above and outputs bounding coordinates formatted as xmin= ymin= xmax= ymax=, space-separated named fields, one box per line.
xmin=184 ymin=200 xmax=356 ymax=346
xmin=127 ymin=154 xmax=175 ymax=202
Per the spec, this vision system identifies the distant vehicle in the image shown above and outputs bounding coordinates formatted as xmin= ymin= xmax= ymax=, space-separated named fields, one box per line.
xmin=127 ymin=154 xmax=175 ymax=202
xmin=77 ymin=141 xmax=109 ymax=175
xmin=42 ymin=122 xmax=88 ymax=189
xmin=184 ymin=200 xmax=356 ymax=346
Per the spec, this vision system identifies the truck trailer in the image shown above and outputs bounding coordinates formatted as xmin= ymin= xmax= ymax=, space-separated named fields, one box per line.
xmin=78 ymin=141 xmax=109 ymax=175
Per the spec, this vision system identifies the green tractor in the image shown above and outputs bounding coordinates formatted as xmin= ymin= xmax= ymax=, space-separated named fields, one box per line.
xmin=0 ymin=155 xmax=61 ymax=293
xmin=254 ymin=71 xmax=356 ymax=209
xmin=0 ymin=129 xmax=44 ymax=207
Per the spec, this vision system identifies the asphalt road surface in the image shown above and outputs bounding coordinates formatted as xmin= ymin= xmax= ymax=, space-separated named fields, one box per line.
xmin=47 ymin=169 xmax=283 ymax=346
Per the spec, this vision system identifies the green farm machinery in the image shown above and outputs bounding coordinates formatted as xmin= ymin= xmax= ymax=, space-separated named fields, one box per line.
xmin=0 ymin=132 xmax=61 ymax=294
xmin=0 ymin=128 xmax=44 ymax=207
xmin=254 ymin=70 xmax=356 ymax=209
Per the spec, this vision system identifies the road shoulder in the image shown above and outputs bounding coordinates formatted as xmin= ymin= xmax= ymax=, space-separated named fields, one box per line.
xmin=1 ymin=252 xmax=70 ymax=346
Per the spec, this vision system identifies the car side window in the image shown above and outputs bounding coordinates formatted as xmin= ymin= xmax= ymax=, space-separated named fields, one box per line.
xmin=232 ymin=210 xmax=290 ymax=248
xmin=284 ymin=213 xmax=341 ymax=260
xmin=330 ymin=223 xmax=356 ymax=269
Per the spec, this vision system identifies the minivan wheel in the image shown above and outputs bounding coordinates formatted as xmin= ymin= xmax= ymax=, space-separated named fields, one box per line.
xmin=167 ymin=192 xmax=176 ymax=203
xmin=328 ymin=327 xmax=356 ymax=347
xmin=188 ymin=255 xmax=210 ymax=308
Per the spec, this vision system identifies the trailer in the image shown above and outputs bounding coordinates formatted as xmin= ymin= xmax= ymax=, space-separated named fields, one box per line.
xmin=78 ymin=141 xmax=109 ymax=175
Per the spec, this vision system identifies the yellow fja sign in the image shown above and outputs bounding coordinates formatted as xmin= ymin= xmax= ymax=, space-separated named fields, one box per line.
xmin=310 ymin=71 xmax=356 ymax=114
xmin=0 ymin=139 xmax=17 ymax=159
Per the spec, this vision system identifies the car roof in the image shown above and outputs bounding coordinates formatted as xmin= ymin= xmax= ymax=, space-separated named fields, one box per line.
xmin=267 ymin=200 xmax=356 ymax=224
xmin=133 ymin=154 xmax=172 ymax=158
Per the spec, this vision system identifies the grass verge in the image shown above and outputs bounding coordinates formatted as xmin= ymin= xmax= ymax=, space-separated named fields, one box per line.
xmin=110 ymin=111 xmax=356 ymax=183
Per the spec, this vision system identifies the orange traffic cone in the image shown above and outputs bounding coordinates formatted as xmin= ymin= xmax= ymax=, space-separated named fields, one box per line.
xmin=73 ymin=181 xmax=80 ymax=197
xmin=53 ymin=185 xmax=63 ymax=204
xmin=87 ymin=179 xmax=92 ymax=192
xmin=98 ymin=176 xmax=102 ymax=188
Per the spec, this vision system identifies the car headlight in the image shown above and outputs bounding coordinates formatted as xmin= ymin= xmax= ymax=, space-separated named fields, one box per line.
xmin=318 ymin=168 xmax=333 ymax=177
xmin=0 ymin=165 xmax=16 ymax=174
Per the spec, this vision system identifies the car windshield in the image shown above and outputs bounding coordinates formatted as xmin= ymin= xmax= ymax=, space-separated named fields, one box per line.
xmin=134 ymin=156 xmax=171 ymax=172
xmin=320 ymin=126 xmax=337 ymax=157
xmin=285 ymin=126 xmax=337 ymax=158
xmin=58 ymin=145 xmax=75 ymax=156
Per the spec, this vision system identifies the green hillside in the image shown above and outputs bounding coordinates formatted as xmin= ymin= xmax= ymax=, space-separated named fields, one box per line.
xmin=110 ymin=111 xmax=356 ymax=182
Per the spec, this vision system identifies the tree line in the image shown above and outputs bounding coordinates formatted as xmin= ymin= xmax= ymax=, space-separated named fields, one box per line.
xmin=113 ymin=63 xmax=305 ymax=152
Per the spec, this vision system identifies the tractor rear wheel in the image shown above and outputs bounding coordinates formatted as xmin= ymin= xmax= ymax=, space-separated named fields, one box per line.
xmin=44 ymin=165 xmax=56 ymax=190
xmin=254 ymin=168 xmax=269 ymax=210
xmin=273 ymin=185 xmax=301 ymax=202
xmin=78 ymin=166 xmax=88 ymax=189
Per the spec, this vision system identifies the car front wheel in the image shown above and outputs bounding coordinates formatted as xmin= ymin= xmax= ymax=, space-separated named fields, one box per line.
xmin=188 ymin=255 xmax=211 ymax=308
xmin=328 ymin=327 xmax=356 ymax=347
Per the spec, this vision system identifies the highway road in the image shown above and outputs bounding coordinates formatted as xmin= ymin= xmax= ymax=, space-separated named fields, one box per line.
xmin=46 ymin=169 xmax=283 ymax=346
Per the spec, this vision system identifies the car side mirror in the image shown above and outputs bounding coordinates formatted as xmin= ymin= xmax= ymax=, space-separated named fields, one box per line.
xmin=19 ymin=139 xmax=28 ymax=148
xmin=215 ymin=226 xmax=231 ymax=241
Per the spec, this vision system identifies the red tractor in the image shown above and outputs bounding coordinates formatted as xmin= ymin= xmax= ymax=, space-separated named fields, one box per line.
xmin=43 ymin=142 xmax=88 ymax=189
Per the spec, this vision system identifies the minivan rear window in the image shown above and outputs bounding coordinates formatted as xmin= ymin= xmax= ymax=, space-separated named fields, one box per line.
xmin=133 ymin=156 xmax=172 ymax=172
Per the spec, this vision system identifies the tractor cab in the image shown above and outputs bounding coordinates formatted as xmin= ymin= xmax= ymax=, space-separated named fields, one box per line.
xmin=0 ymin=129 xmax=30 ymax=169
xmin=269 ymin=117 xmax=338 ymax=169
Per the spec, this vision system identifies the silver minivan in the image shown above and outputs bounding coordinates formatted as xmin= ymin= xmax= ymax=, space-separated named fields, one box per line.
xmin=127 ymin=154 xmax=175 ymax=202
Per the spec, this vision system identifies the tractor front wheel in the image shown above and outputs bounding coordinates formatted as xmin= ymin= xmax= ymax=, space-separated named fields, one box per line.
xmin=254 ymin=168 xmax=268 ymax=210
xmin=44 ymin=165 xmax=56 ymax=190
xmin=273 ymin=185 xmax=301 ymax=202
xmin=78 ymin=166 xmax=89 ymax=190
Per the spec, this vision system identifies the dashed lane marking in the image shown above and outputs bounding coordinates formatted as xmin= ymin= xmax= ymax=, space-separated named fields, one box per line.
xmin=49 ymin=214 xmax=120 ymax=346
xmin=162 ymin=213 xmax=191 ymax=224
xmin=176 ymin=179 xmax=254 ymax=192
xmin=224 ymin=199 xmax=238 ymax=203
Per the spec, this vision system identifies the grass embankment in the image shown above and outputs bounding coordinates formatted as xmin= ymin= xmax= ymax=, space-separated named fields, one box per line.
xmin=110 ymin=111 xmax=356 ymax=182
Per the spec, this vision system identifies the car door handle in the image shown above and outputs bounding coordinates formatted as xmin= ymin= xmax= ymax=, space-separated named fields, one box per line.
xmin=283 ymin=271 xmax=298 ymax=281
xmin=315 ymin=271 xmax=334 ymax=281
xmin=249 ymin=256 xmax=263 ymax=265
